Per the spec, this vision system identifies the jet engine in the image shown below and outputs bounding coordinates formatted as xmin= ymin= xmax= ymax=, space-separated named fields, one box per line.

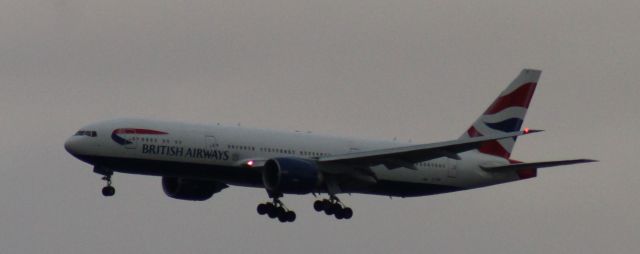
xmin=162 ymin=177 xmax=228 ymax=201
xmin=262 ymin=157 xmax=321 ymax=194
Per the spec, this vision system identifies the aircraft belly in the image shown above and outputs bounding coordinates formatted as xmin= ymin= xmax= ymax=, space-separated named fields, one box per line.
xmin=371 ymin=165 xmax=461 ymax=187
xmin=355 ymin=180 xmax=464 ymax=197
xmin=346 ymin=165 xmax=463 ymax=197
xmin=75 ymin=154 xmax=264 ymax=187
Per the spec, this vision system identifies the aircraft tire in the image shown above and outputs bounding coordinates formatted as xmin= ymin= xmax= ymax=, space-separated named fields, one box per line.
xmin=321 ymin=199 xmax=331 ymax=210
xmin=266 ymin=204 xmax=278 ymax=218
xmin=324 ymin=206 xmax=334 ymax=215
xmin=257 ymin=203 xmax=268 ymax=215
xmin=285 ymin=211 xmax=296 ymax=222
xmin=277 ymin=213 xmax=288 ymax=222
xmin=343 ymin=207 xmax=353 ymax=219
xmin=102 ymin=186 xmax=115 ymax=196
xmin=313 ymin=200 xmax=324 ymax=211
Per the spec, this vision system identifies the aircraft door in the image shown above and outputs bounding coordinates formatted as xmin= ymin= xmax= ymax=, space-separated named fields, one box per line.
xmin=205 ymin=135 xmax=218 ymax=149
xmin=447 ymin=158 xmax=457 ymax=178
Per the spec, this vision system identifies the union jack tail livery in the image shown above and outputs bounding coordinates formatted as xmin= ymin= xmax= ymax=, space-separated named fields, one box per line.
xmin=460 ymin=69 xmax=541 ymax=158
xmin=65 ymin=68 xmax=596 ymax=223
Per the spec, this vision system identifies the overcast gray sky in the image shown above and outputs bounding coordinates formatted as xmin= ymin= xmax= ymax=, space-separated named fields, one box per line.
xmin=1 ymin=0 xmax=638 ymax=253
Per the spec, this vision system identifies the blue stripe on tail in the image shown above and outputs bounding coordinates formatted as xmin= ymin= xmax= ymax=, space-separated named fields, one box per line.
xmin=484 ymin=118 xmax=524 ymax=133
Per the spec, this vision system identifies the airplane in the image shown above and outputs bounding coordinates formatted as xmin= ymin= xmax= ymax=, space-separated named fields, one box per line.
xmin=64 ymin=69 xmax=595 ymax=223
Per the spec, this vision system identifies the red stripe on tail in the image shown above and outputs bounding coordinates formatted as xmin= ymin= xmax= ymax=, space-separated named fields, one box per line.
xmin=484 ymin=83 xmax=537 ymax=114
xmin=466 ymin=126 xmax=511 ymax=158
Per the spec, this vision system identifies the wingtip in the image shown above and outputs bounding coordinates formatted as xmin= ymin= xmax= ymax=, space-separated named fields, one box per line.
xmin=523 ymin=129 xmax=544 ymax=134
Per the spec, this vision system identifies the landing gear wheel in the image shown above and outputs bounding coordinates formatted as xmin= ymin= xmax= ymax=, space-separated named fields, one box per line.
xmin=277 ymin=213 xmax=288 ymax=222
xmin=314 ymin=196 xmax=354 ymax=220
xmin=258 ymin=196 xmax=296 ymax=222
xmin=285 ymin=211 xmax=296 ymax=222
xmin=335 ymin=209 xmax=345 ymax=219
xmin=342 ymin=207 xmax=353 ymax=219
xmin=257 ymin=203 xmax=268 ymax=215
xmin=324 ymin=207 xmax=334 ymax=215
xmin=101 ymin=186 xmax=115 ymax=196
xmin=325 ymin=203 xmax=341 ymax=215
xmin=313 ymin=200 xmax=324 ymax=212
xmin=278 ymin=209 xmax=296 ymax=223
xmin=266 ymin=204 xmax=278 ymax=218
xmin=321 ymin=199 xmax=331 ymax=209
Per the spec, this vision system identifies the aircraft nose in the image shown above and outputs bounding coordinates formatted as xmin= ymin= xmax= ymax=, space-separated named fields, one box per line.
xmin=64 ymin=136 xmax=81 ymax=155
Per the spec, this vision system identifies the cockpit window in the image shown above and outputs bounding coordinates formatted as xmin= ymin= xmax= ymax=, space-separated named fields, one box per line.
xmin=74 ymin=130 xmax=97 ymax=137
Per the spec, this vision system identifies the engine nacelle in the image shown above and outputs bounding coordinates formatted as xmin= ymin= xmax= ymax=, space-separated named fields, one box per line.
xmin=262 ymin=157 xmax=321 ymax=194
xmin=162 ymin=177 xmax=228 ymax=201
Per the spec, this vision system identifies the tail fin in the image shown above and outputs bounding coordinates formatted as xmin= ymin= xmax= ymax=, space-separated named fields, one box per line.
xmin=459 ymin=69 xmax=541 ymax=158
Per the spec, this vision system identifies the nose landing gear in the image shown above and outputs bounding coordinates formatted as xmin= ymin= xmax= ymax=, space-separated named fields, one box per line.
xmin=94 ymin=166 xmax=115 ymax=197
xmin=101 ymin=175 xmax=115 ymax=197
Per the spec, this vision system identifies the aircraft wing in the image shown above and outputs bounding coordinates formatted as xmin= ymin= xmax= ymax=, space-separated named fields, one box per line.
xmin=318 ymin=130 xmax=541 ymax=168
xmin=481 ymin=159 xmax=597 ymax=171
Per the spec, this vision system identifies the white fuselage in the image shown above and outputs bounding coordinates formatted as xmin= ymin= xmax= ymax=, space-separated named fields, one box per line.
xmin=65 ymin=118 xmax=523 ymax=197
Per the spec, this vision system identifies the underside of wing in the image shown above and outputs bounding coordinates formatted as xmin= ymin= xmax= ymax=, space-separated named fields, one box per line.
xmin=481 ymin=159 xmax=597 ymax=171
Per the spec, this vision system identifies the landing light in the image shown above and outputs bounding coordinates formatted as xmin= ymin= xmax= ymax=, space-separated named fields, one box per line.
xmin=247 ymin=160 xmax=254 ymax=167
xmin=524 ymin=128 xmax=530 ymax=134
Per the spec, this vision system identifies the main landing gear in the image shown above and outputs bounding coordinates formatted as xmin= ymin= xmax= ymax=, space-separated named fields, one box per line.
xmin=257 ymin=198 xmax=296 ymax=223
xmin=313 ymin=196 xmax=353 ymax=220
xmin=94 ymin=166 xmax=115 ymax=197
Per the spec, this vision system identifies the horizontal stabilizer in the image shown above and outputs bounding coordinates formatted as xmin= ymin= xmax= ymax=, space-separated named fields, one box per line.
xmin=481 ymin=159 xmax=597 ymax=171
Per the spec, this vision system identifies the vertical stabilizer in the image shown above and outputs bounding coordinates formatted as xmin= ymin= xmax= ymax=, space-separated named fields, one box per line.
xmin=459 ymin=69 xmax=541 ymax=158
